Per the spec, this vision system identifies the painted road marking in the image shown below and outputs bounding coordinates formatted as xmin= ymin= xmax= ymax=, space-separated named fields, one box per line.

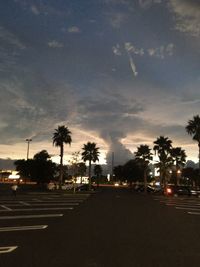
xmin=0 ymin=207 xmax=74 ymax=212
xmin=24 ymin=203 xmax=79 ymax=206
xmin=0 ymin=200 xmax=83 ymax=205
xmin=0 ymin=246 xmax=18 ymax=254
xmin=166 ymin=203 xmax=200 ymax=207
xmin=176 ymin=207 xmax=200 ymax=211
xmin=32 ymin=199 xmax=84 ymax=202
xmin=0 ymin=225 xmax=48 ymax=232
xmin=19 ymin=201 xmax=30 ymax=206
xmin=0 ymin=214 xmax=64 ymax=220
xmin=1 ymin=202 xmax=79 ymax=207
xmin=1 ymin=205 xmax=12 ymax=211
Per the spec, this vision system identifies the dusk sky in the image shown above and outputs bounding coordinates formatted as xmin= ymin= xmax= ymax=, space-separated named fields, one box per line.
xmin=0 ymin=0 xmax=200 ymax=167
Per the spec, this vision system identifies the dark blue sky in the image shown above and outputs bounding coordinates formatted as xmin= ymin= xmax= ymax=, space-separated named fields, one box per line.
xmin=0 ymin=0 xmax=200 ymax=164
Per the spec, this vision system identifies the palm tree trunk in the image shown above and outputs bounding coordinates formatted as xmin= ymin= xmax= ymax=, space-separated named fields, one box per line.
xmin=59 ymin=145 xmax=64 ymax=188
xmin=88 ymin=160 xmax=91 ymax=191
xmin=144 ymin=169 xmax=147 ymax=194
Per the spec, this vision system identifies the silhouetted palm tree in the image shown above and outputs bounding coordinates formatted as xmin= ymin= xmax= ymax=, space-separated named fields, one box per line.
xmin=82 ymin=142 xmax=100 ymax=190
xmin=52 ymin=125 xmax=72 ymax=187
xmin=170 ymin=147 xmax=187 ymax=185
xmin=135 ymin=145 xmax=153 ymax=193
xmin=153 ymin=136 xmax=172 ymax=187
xmin=94 ymin=164 xmax=103 ymax=187
xmin=186 ymin=115 xmax=200 ymax=171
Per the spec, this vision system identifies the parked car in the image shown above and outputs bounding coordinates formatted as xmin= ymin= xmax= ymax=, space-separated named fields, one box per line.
xmin=61 ymin=182 xmax=74 ymax=190
xmin=133 ymin=184 xmax=159 ymax=193
xmin=190 ymin=187 xmax=200 ymax=197
xmin=77 ymin=183 xmax=95 ymax=191
xmin=164 ymin=185 xmax=191 ymax=196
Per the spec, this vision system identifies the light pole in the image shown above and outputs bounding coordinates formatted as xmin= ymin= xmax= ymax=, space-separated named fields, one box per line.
xmin=26 ymin=139 xmax=32 ymax=160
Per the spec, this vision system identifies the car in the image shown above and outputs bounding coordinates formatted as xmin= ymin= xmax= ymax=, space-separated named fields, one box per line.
xmin=133 ymin=184 xmax=159 ymax=193
xmin=76 ymin=183 xmax=95 ymax=191
xmin=164 ymin=185 xmax=191 ymax=196
xmin=190 ymin=187 xmax=200 ymax=197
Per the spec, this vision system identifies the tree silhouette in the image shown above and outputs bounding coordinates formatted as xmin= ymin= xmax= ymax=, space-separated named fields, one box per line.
xmin=135 ymin=145 xmax=153 ymax=193
xmin=153 ymin=136 xmax=172 ymax=187
xmin=82 ymin=142 xmax=99 ymax=190
xmin=52 ymin=125 xmax=72 ymax=187
xmin=186 ymin=115 xmax=200 ymax=173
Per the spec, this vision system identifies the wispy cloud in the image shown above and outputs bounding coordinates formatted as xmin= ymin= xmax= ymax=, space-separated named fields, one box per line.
xmin=67 ymin=26 xmax=80 ymax=33
xmin=147 ymin=43 xmax=175 ymax=59
xmin=114 ymin=42 xmax=174 ymax=59
xmin=30 ymin=5 xmax=40 ymax=15
xmin=139 ymin=0 xmax=162 ymax=9
xmin=0 ymin=26 xmax=25 ymax=72
xmin=47 ymin=40 xmax=64 ymax=48
xmin=108 ymin=12 xmax=128 ymax=28
xmin=125 ymin=42 xmax=144 ymax=56
xmin=14 ymin=0 xmax=70 ymax=18
xmin=169 ymin=0 xmax=200 ymax=37
xmin=113 ymin=42 xmax=174 ymax=77
xmin=112 ymin=44 xmax=122 ymax=56
xmin=0 ymin=26 xmax=26 ymax=50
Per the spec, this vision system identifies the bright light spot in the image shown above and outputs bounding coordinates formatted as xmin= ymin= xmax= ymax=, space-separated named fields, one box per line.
xmin=8 ymin=174 xmax=20 ymax=179
xmin=166 ymin=188 xmax=172 ymax=194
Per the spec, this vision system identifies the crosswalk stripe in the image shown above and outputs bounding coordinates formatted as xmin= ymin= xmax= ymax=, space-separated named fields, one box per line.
xmin=0 ymin=246 xmax=18 ymax=254
xmin=1 ymin=205 xmax=12 ymax=211
xmin=0 ymin=225 xmax=48 ymax=232
xmin=0 ymin=214 xmax=63 ymax=219
xmin=0 ymin=207 xmax=74 ymax=212
xmin=176 ymin=207 xmax=200 ymax=211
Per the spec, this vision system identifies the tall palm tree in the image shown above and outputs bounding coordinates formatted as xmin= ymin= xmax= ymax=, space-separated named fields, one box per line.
xmin=135 ymin=145 xmax=153 ymax=193
xmin=153 ymin=136 xmax=172 ymax=187
xmin=186 ymin=115 xmax=200 ymax=172
xmin=170 ymin=147 xmax=187 ymax=185
xmin=94 ymin=164 xmax=103 ymax=187
xmin=77 ymin=162 xmax=87 ymax=184
xmin=81 ymin=142 xmax=100 ymax=190
xmin=52 ymin=125 xmax=72 ymax=187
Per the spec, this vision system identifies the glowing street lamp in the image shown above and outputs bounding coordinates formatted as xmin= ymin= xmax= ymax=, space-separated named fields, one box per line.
xmin=26 ymin=138 xmax=32 ymax=160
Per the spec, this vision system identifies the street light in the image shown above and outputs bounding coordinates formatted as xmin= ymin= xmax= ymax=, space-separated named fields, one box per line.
xmin=26 ymin=139 xmax=32 ymax=160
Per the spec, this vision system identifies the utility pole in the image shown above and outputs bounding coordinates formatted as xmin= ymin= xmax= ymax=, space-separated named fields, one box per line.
xmin=26 ymin=139 xmax=32 ymax=160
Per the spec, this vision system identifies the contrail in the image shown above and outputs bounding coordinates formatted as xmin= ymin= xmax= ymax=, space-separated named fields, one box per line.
xmin=128 ymin=53 xmax=138 ymax=77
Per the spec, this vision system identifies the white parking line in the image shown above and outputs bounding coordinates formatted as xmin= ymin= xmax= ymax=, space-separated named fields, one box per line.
xmin=1 ymin=205 xmax=12 ymax=211
xmin=33 ymin=200 xmax=82 ymax=203
xmin=0 ymin=246 xmax=18 ymax=254
xmin=0 ymin=207 xmax=74 ymax=212
xmin=26 ymin=203 xmax=79 ymax=206
xmin=2 ymin=202 xmax=79 ymax=207
xmin=166 ymin=203 xmax=200 ymax=207
xmin=19 ymin=201 xmax=31 ymax=206
xmin=0 ymin=225 xmax=48 ymax=232
xmin=0 ymin=214 xmax=63 ymax=220
xmin=176 ymin=207 xmax=200 ymax=211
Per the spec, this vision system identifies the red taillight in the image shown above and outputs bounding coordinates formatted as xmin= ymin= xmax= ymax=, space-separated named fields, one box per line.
xmin=166 ymin=188 xmax=172 ymax=194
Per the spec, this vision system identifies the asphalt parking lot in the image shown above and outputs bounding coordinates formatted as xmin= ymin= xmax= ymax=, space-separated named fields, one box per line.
xmin=1 ymin=188 xmax=200 ymax=267
xmin=0 ymin=192 xmax=90 ymax=257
